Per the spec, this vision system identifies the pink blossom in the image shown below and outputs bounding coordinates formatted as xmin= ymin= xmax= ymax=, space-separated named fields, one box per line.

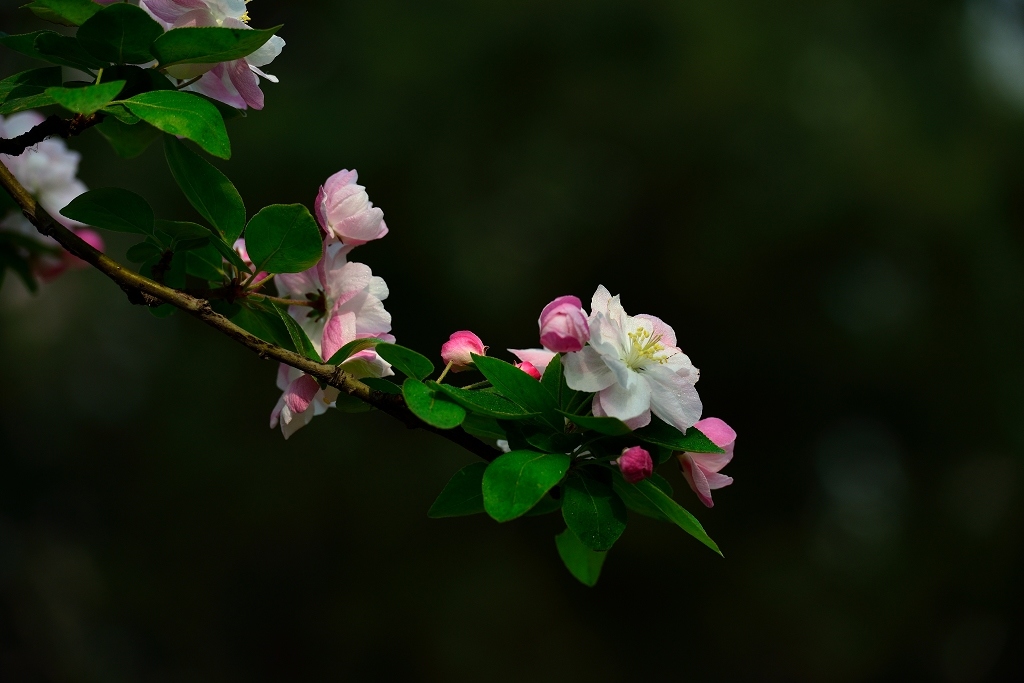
xmin=678 ymin=417 xmax=736 ymax=508
xmin=539 ymin=295 xmax=589 ymax=353
xmin=515 ymin=360 xmax=542 ymax=380
xmin=508 ymin=348 xmax=556 ymax=375
xmin=314 ymin=169 xmax=388 ymax=246
xmin=269 ymin=365 xmax=338 ymax=439
xmin=617 ymin=446 xmax=654 ymax=484
xmin=232 ymin=238 xmax=268 ymax=283
xmin=441 ymin=331 xmax=486 ymax=371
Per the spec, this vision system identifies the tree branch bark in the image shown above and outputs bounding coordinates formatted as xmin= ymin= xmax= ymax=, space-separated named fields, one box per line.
xmin=0 ymin=113 xmax=102 ymax=157
xmin=0 ymin=158 xmax=499 ymax=462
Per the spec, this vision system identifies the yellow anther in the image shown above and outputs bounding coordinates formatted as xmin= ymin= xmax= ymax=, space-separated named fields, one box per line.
xmin=624 ymin=328 xmax=670 ymax=369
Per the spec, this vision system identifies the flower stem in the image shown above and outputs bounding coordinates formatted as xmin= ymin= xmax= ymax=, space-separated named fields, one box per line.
xmin=436 ymin=361 xmax=454 ymax=384
xmin=248 ymin=293 xmax=314 ymax=307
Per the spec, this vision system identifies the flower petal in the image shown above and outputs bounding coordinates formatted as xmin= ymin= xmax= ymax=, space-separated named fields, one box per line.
xmin=563 ymin=346 xmax=616 ymax=392
xmin=678 ymin=453 xmax=715 ymax=508
xmin=646 ymin=365 xmax=702 ymax=433
xmin=596 ymin=378 xmax=652 ymax=424
xmin=694 ymin=417 xmax=736 ymax=449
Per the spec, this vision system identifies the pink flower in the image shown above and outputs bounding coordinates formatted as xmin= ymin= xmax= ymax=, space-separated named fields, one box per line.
xmin=515 ymin=360 xmax=541 ymax=380
xmin=678 ymin=417 xmax=736 ymax=508
xmin=314 ymin=169 xmax=388 ymax=246
xmin=539 ymin=295 xmax=590 ymax=353
xmin=441 ymin=331 xmax=486 ymax=371
xmin=508 ymin=348 xmax=556 ymax=376
xmin=269 ymin=365 xmax=338 ymax=439
xmin=616 ymin=446 xmax=653 ymax=484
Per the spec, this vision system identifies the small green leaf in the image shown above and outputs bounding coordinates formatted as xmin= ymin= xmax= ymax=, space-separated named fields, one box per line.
xmin=461 ymin=414 xmax=506 ymax=442
xmin=122 ymin=90 xmax=231 ymax=159
xmin=185 ymin=243 xmax=224 ymax=281
xmin=333 ymin=392 xmax=374 ymax=413
xmin=46 ymin=79 xmax=124 ymax=115
xmin=273 ymin=303 xmax=322 ymax=363
xmin=376 ymin=343 xmax=434 ymax=381
xmin=25 ymin=0 xmax=101 ymax=26
xmin=561 ymin=471 xmax=627 ymax=551
xmin=243 ymin=203 xmax=322 ymax=274
xmin=362 ymin=377 xmax=401 ymax=395
xmin=635 ymin=416 xmax=725 ymax=453
xmin=482 ymin=450 xmax=570 ymax=522
xmin=472 ymin=355 xmax=561 ymax=430
xmin=326 ymin=338 xmax=384 ymax=366
xmin=77 ymin=3 xmax=163 ymax=64
xmin=561 ymin=412 xmax=631 ymax=436
xmin=433 ymin=383 xmax=538 ymax=420
xmin=153 ymin=25 xmax=283 ymax=68
xmin=60 ymin=188 xmax=154 ymax=234
xmin=125 ymin=241 xmax=162 ymax=263
xmin=555 ymin=528 xmax=607 ymax=587
xmin=428 ymin=462 xmax=487 ymax=518
xmin=208 ymin=232 xmax=250 ymax=273
xmin=229 ymin=301 xmax=295 ymax=351
xmin=34 ymin=32 xmax=107 ymax=71
xmin=403 ymin=378 xmax=466 ymax=430
xmin=163 ymin=136 xmax=246 ymax=242
xmin=0 ymin=67 xmax=61 ymax=116
xmin=611 ymin=472 xmax=721 ymax=555
xmin=96 ymin=117 xmax=161 ymax=158
xmin=613 ymin=472 xmax=674 ymax=521
xmin=154 ymin=219 xmax=210 ymax=246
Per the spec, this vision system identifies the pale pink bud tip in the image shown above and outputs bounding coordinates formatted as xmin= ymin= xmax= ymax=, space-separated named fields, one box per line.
xmin=539 ymin=295 xmax=590 ymax=353
xmin=515 ymin=360 xmax=542 ymax=380
xmin=617 ymin=446 xmax=653 ymax=484
xmin=441 ymin=330 xmax=487 ymax=372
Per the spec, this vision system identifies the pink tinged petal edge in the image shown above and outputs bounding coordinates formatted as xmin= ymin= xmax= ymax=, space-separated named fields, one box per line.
xmin=694 ymin=417 xmax=737 ymax=449
xmin=634 ymin=313 xmax=677 ymax=348
xmin=284 ymin=375 xmax=319 ymax=414
xmin=679 ymin=454 xmax=716 ymax=508
xmin=227 ymin=58 xmax=264 ymax=110
xmin=508 ymin=348 xmax=556 ymax=374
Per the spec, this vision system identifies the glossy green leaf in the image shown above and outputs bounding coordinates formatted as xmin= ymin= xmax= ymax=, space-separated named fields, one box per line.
xmin=555 ymin=528 xmax=607 ymax=587
xmin=375 ymin=343 xmax=434 ymax=381
xmin=96 ymin=116 xmax=161 ymax=158
xmin=326 ymin=338 xmax=384 ymax=365
xmin=77 ymin=3 xmax=163 ymax=64
xmin=122 ymin=90 xmax=231 ymax=159
xmin=125 ymin=241 xmax=162 ymax=263
xmin=613 ymin=472 xmax=674 ymax=521
xmin=33 ymin=32 xmax=107 ymax=71
xmin=243 ymin=203 xmax=321 ymax=274
xmin=561 ymin=412 xmax=631 ymax=436
xmin=25 ymin=0 xmax=101 ymax=26
xmin=46 ymin=79 xmax=124 ymax=115
xmin=153 ymin=25 xmax=283 ymax=67
xmin=461 ymin=413 xmax=506 ymax=442
xmin=403 ymin=378 xmax=466 ymax=429
xmin=60 ymin=188 xmax=154 ymax=234
xmin=561 ymin=472 xmax=627 ymax=551
xmin=524 ymin=430 xmax=579 ymax=455
xmin=0 ymin=67 xmax=61 ymax=116
xmin=273 ymin=303 xmax=322 ymax=363
xmin=433 ymin=383 xmax=538 ymax=420
xmin=185 ymin=243 xmax=224 ymax=281
xmin=635 ymin=416 xmax=724 ymax=453
xmin=333 ymin=392 xmax=374 ymax=413
xmin=482 ymin=450 xmax=570 ymax=522
xmin=525 ymin=493 xmax=563 ymax=516
xmin=163 ymin=136 xmax=246 ymax=242
xmin=361 ymin=377 xmax=401 ymax=395
xmin=154 ymin=219 xmax=210 ymax=246
xmin=229 ymin=301 xmax=295 ymax=351
xmin=427 ymin=462 xmax=487 ymax=518
xmin=472 ymin=354 xmax=561 ymax=430
xmin=611 ymin=472 xmax=721 ymax=555
xmin=207 ymin=232 xmax=250 ymax=273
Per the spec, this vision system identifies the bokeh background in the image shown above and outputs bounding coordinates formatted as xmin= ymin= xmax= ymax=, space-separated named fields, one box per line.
xmin=2 ymin=0 xmax=1024 ymax=680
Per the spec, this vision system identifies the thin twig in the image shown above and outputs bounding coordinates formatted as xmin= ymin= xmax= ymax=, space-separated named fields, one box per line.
xmin=0 ymin=113 xmax=103 ymax=157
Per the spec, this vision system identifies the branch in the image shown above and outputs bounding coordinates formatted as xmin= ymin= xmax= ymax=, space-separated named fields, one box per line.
xmin=0 ymin=159 xmax=499 ymax=462
xmin=0 ymin=113 xmax=103 ymax=157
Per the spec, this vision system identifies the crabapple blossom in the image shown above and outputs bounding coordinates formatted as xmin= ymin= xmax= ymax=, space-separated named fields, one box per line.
xmin=269 ymin=365 xmax=338 ymax=439
xmin=562 ymin=285 xmax=702 ymax=432
xmin=539 ymin=295 xmax=590 ymax=353
xmin=508 ymin=347 xmax=556 ymax=375
xmin=314 ymin=170 xmax=389 ymax=246
xmin=141 ymin=0 xmax=285 ymax=110
xmin=617 ymin=446 xmax=654 ymax=484
xmin=441 ymin=331 xmax=486 ymax=371
xmin=515 ymin=360 xmax=542 ymax=380
xmin=678 ymin=417 xmax=736 ymax=507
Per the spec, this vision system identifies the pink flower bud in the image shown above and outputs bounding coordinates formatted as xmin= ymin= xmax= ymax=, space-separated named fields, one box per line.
xmin=515 ymin=360 xmax=542 ymax=380
xmin=539 ymin=295 xmax=589 ymax=353
xmin=678 ymin=417 xmax=736 ymax=508
xmin=617 ymin=446 xmax=653 ymax=484
xmin=441 ymin=330 xmax=486 ymax=372
xmin=315 ymin=169 xmax=388 ymax=246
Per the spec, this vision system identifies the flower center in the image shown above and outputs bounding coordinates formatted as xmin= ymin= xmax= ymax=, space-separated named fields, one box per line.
xmin=240 ymin=0 xmax=251 ymax=24
xmin=624 ymin=328 xmax=671 ymax=370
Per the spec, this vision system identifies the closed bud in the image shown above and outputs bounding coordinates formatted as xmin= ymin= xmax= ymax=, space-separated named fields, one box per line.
xmin=617 ymin=446 xmax=653 ymax=484
xmin=441 ymin=331 xmax=486 ymax=371
xmin=539 ymin=295 xmax=589 ymax=353
xmin=515 ymin=360 xmax=542 ymax=380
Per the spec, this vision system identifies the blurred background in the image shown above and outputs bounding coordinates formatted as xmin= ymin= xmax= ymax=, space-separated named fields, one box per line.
xmin=2 ymin=0 xmax=1024 ymax=680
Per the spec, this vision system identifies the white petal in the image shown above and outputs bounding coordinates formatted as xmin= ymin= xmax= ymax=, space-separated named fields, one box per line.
xmin=596 ymin=379 xmax=652 ymax=423
xmin=563 ymin=346 xmax=617 ymax=392
xmin=646 ymin=366 xmax=703 ymax=433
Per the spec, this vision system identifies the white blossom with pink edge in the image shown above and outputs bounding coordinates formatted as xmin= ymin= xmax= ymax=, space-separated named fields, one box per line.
xmin=269 ymin=365 xmax=338 ymax=439
xmin=140 ymin=0 xmax=285 ymax=110
xmin=562 ymin=285 xmax=702 ymax=432
xmin=678 ymin=417 xmax=736 ymax=507
xmin=508 ymin=348 xmax=556 ymax=376
xmin=314 ymin=170 xmax=388 ymax=246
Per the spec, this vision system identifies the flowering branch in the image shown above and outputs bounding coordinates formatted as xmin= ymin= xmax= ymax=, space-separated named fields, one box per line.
xmin=0 ymin=113 xmax=102 ymax=157
xmin=0 ymin=158 xmax=500 ymax=462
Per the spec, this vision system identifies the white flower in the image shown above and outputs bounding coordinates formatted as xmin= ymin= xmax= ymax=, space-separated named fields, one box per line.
xmin=269 ymin=364 xmax=338 ymax=439
xmin=562 ymin=285 xmax=702 ymax=432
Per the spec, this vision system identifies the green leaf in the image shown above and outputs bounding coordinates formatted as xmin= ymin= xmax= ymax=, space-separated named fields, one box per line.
xmin=612 ymin=472 xmax=674 ymax=521
xmin=433 ymin=383 xmax=538 ymax=420
xmin=154 ymin=219 xmax=209 ymax=246
xmin=472 ymin=355 xmax=561 ymax=430
xmin=461 ymin=414 xmax=506 ymax=442
xmin=362 ymin=377 xmax=401 ymax=395
xmin=402 ymin=378 xmax=466 ymax=429
xmin=272 ymin=303 xmax=322 ymax=363
xmin=333 ymin=392 xmax=374 ymax=413
xmin=525 ymin=493 xmax=562 ymax=516
xmin=60 ymin=188 xmax=154 ymax=234
xmin=185 ymin=243 xmax=225 ymax=281
xmin=25 ymin=0 xmax=101 ymax=26
xmin=208 ymin=232 xmax=250 ymax=273
xmin=524 ymin=429 xmax=579 ymax=455
xmin=427 ymin=462 xmax=487 ymax=518
xmin=243 ymin=203 xmax=322 ymax=274
xmin=96 ymin=117 xmax=161 ymax=158
xmin=611 ymin=473 xmax=721 ymax=555
xmin=635 ymin=416 xmax=725 ymax=453
xmin=77 ymin=3 xmax=163 ymax=64
xmin=229 ymin=301 xmax=295 ymax=351
xmin=561 ymin=412 xmax=631 ymax=436
xmin=153 ymin=25 xmax=283 ymax=68
xmin=326 ymin=338 xmax=384 ymax=366
xmin=46 ymin=79 xmax=124 ymax=115
xmin=36 ymin=32 xmax=107 ymax=70
xmin=122 ymin=91 xmax=231 ymax=159
xmin=375 ymin=343 xmax=434 ymax=381
xmin=125 ymin=241 xmax=162 ymax=263
xmin=561 ymin=471 xmax=627 ymax=551
xmin=140 ymin=249 xmax=185 ymax=288
xmin=0 ymin=67 xmax=61 ymax=116
xmin=482 ymin=450 xmax=570 ymax=522
xmin=163 ymin=136 xmax=246 ymax=242
xmin=555 ymin=528 xmax=607 ymax=587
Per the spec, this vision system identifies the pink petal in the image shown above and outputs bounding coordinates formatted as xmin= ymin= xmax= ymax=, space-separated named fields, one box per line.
xmin=694 ymin=417 xmax=737 ymax=449
xmin=284 ymin=374 xmax=319 ymax=414
xmin=687 ymin=450 xmax=734 ymax=474
xmin=679 ymin=453 xmax=715 ymax=508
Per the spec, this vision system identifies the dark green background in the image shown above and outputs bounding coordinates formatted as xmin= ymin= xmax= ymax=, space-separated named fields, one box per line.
xmin=2 ymin=0 xmax=1023 ymax=680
